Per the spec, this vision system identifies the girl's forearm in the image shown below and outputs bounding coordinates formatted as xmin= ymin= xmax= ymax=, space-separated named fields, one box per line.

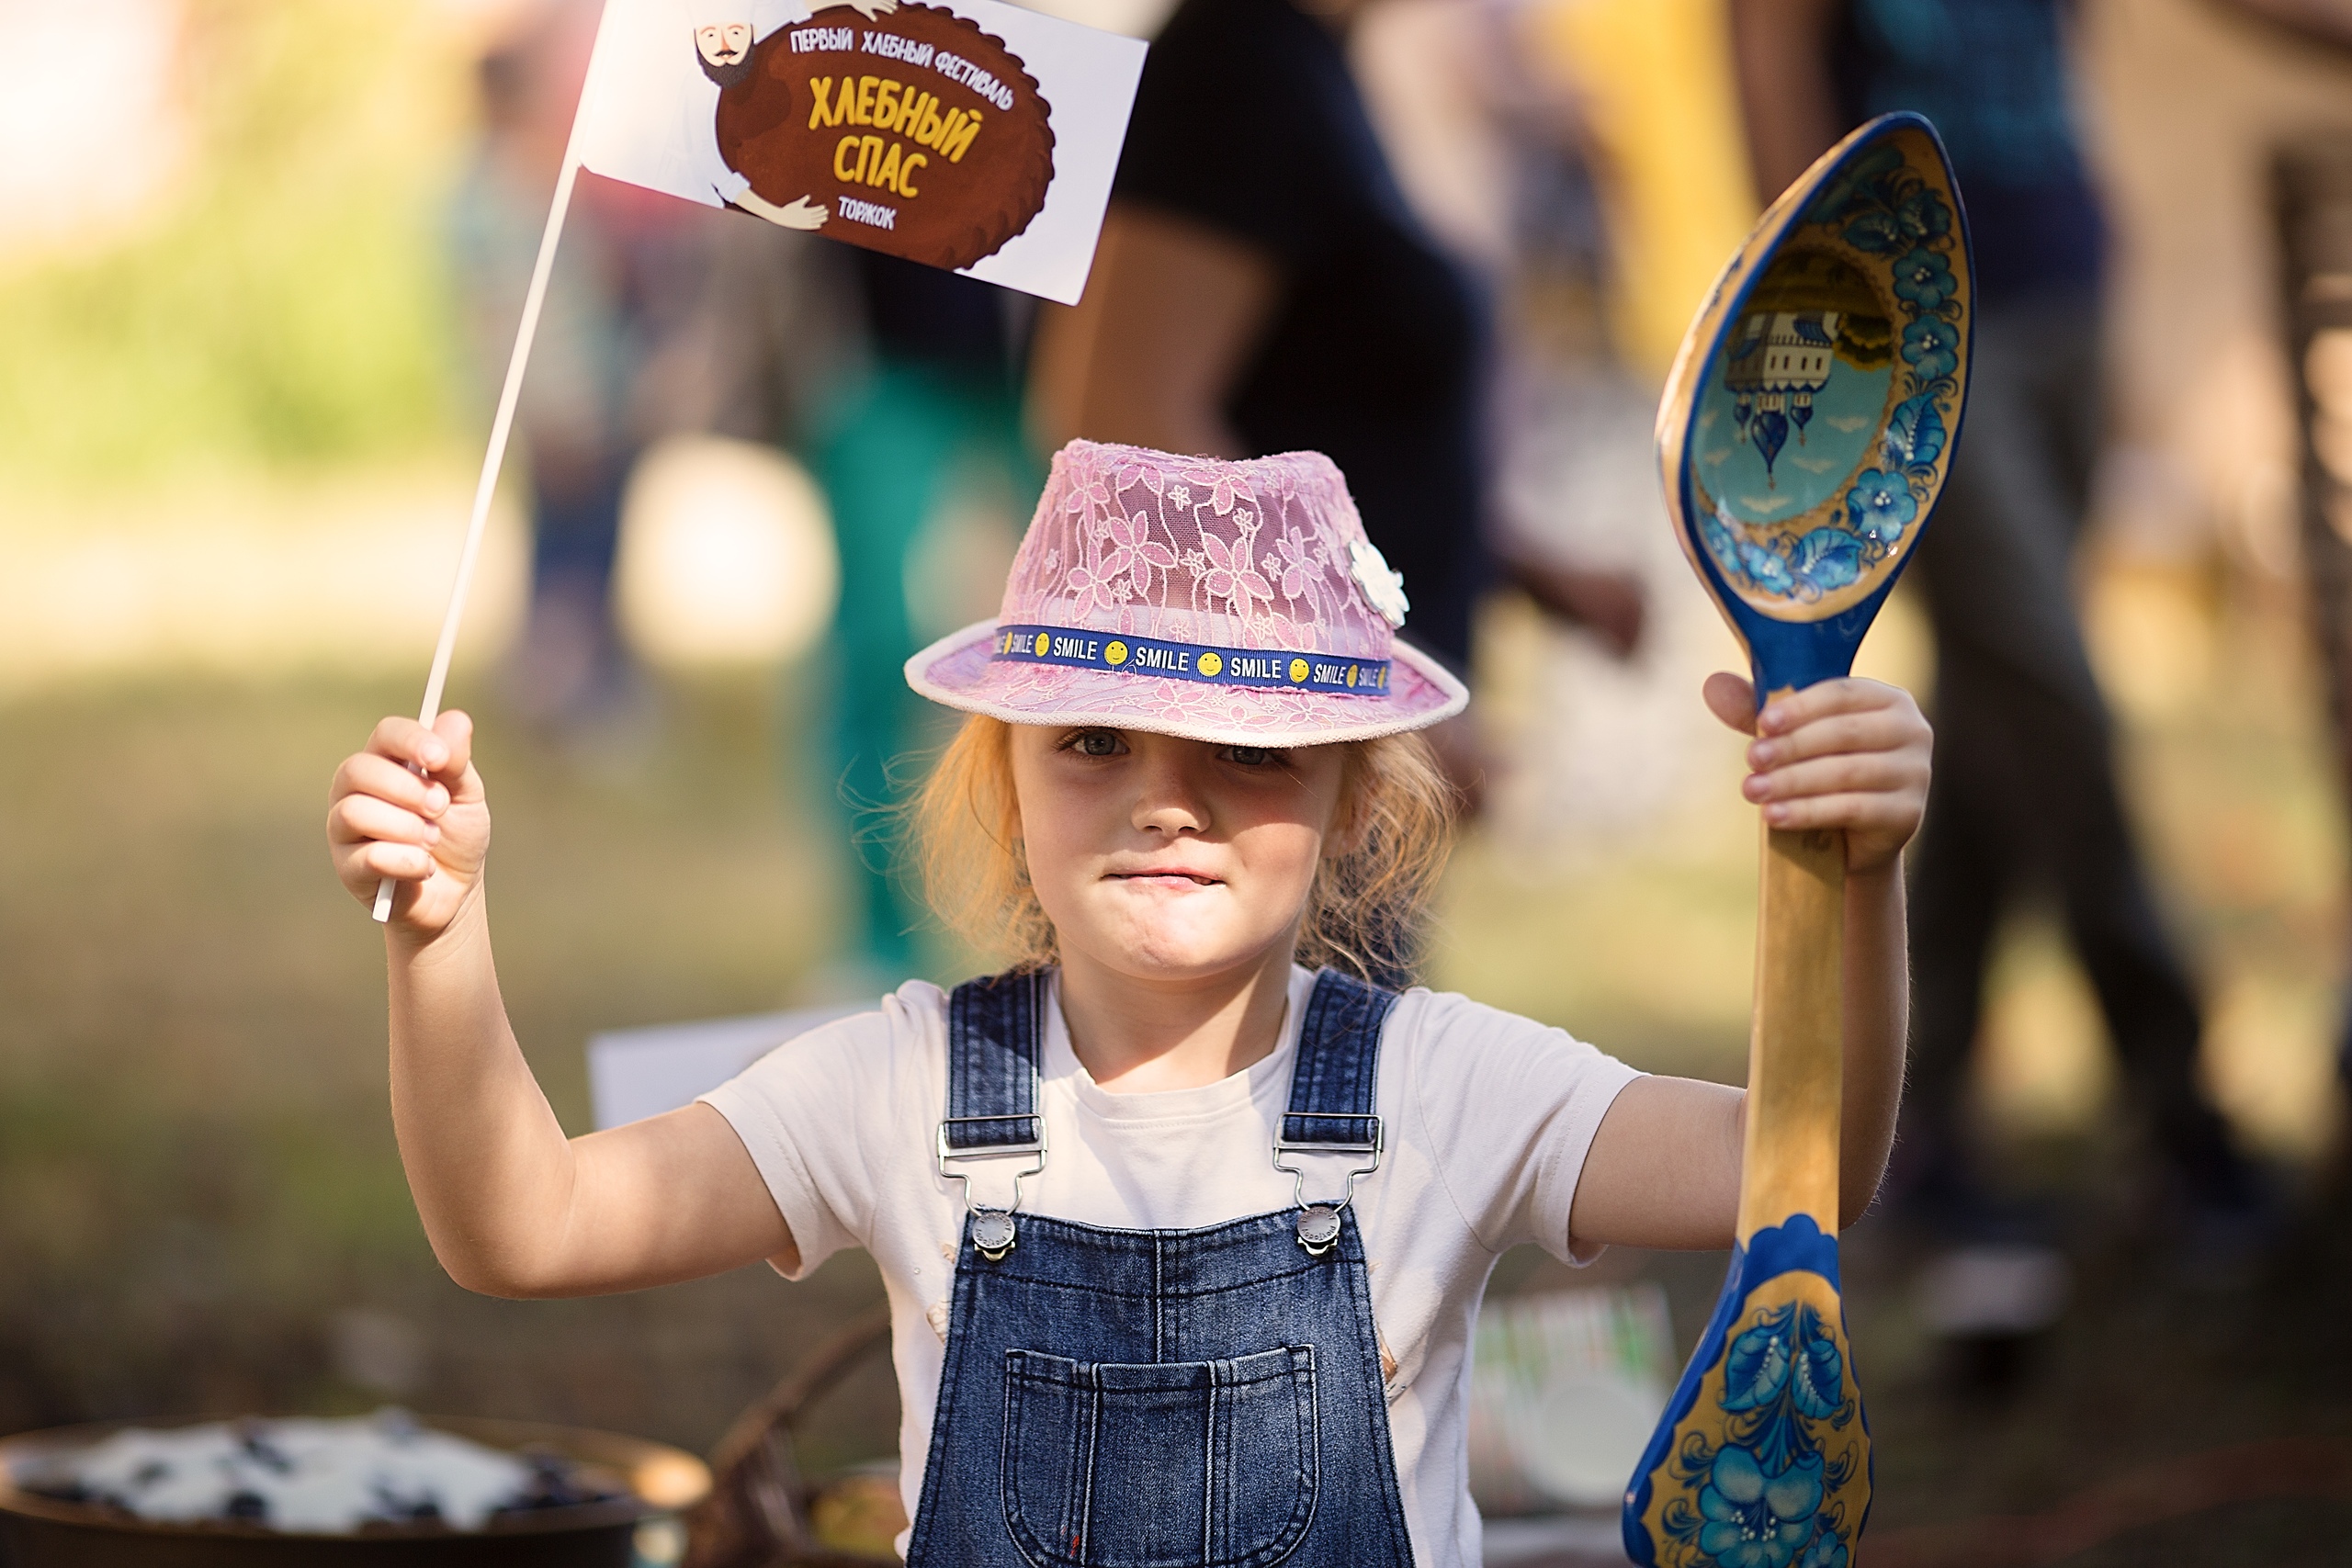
xmin=1838 ymin=861 xmax=1907 ymax=1225
xmin=386 ymin=895 xmax=581 ymax=1295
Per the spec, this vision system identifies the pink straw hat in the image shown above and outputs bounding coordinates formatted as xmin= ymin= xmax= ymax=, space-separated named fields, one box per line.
xmin=905 ymin=440 xmax=1469 ymax=746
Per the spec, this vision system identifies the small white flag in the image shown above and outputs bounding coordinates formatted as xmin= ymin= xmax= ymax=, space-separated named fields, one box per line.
xmin=373 ymin=0 xmax=1146 ymax=922
xmin=571 ymin=0 xmax=1147 ymax=304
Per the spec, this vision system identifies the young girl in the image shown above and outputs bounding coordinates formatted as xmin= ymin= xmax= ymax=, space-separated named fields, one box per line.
xmin=328 ymin=440 xmax=1928 ymax=1567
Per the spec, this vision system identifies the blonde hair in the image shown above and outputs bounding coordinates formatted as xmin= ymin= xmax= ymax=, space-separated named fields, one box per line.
xmin=910 ymin=716 xmax=1457 ymax=983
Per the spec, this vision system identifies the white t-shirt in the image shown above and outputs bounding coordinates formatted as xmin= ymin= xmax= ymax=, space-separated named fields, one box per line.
xmin=701 ymin=966 xmax=1642 ymax=1567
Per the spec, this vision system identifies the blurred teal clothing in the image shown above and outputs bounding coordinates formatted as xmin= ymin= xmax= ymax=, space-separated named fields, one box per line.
xmin=814 ymin=361 xmax=1039 ymax=975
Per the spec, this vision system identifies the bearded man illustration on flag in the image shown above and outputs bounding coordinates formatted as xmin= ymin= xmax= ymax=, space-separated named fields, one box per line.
xmin=589 ymin=0 xmax=893 ymax=233
xmin=682 ymin=0 xmax=898 ymax=230
xmin=686 ymin=0 xmax=896 ymax=231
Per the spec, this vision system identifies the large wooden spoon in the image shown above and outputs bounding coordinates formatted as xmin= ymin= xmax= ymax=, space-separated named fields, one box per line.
xmin=1623 ymin=111 xmax=1973 ymax=1568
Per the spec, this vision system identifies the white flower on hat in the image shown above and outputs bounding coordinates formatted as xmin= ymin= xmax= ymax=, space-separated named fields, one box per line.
xmin=1349 ymin=536 xmax=1409 ymax=626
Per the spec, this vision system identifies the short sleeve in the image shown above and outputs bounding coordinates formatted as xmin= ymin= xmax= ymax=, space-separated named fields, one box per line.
xmin=698 ymin=984 xmax=943 ymax=1279
xmin=1110 ymin=0 xmax=1348 ymax=263
xmin=1398 ymin=990 xmax=1643 ymax=1265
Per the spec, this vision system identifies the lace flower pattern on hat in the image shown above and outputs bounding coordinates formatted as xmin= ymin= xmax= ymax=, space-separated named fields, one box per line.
xmin=908 ymin=439 xmax=1468 ymax=743
xmin=1004 ymin=444 xmax=1396 ymax=660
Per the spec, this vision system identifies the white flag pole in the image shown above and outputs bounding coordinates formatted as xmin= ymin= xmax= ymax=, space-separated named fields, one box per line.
xmin=373 ymin=49 xmax=605 ymax=923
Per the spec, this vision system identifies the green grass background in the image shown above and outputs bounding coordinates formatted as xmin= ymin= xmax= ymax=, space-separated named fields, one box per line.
xmin=0 ymin=0 xmax=468 ymax=495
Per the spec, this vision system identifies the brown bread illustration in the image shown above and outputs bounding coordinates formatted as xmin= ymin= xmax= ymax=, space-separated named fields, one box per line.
xmin=717 ymin=3 xmax=1056 ymax=270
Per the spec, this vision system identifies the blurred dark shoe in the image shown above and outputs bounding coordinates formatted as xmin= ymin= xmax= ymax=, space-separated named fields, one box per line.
xmin=2160 ymin=1147 xmax=2285 ymax=1292
xmin=1913 ymin=1242 xmax=2071 ymax=1396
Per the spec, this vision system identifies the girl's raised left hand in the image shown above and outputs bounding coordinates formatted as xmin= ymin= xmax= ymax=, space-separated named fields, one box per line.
xmin=1702 ymin=673 xmax=1931 ymax=875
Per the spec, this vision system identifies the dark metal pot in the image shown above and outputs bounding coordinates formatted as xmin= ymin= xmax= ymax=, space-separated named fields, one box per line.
xmin=0 ymin=1415 xmax=709 ymax=1568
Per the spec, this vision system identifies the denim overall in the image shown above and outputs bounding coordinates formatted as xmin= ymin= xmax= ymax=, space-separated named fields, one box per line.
xmin=903 ymin=967 xmax=1418 ymax=1568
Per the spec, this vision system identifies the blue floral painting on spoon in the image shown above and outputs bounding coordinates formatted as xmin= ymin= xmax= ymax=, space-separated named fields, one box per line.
xmin=1689 ymin=141 xmax=1966 ymax=613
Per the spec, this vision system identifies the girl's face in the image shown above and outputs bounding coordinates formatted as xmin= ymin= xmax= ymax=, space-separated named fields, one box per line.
xmin=1008 ymin=727 xmax=1349 ymax=984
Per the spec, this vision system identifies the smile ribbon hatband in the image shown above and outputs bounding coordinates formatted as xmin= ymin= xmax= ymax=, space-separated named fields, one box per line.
xmin=990 ymin=625 xmax=1392 ymax=694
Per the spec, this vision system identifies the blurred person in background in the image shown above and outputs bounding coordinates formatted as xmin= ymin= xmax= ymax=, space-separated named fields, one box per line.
xmin=450 ymin=0 xmax=720 ymax=733
xmin=675 ymin=179 xmax=1039 ymax=993
xmin=1028 ymin=0 xmax=1644 ymax=814
xmin=809 ymin=254 xmax=1040 ymax=990
xmin=1348 ymin=0 xmax=1645 ymax=586
xmin=1350 ymin=0 xmax=1710 ymax=831
xmin=1731 ymin=0 xmax=2268 ymax=1271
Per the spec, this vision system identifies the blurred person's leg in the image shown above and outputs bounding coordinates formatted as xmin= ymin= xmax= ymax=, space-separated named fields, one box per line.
xmin=1897 ymin=656 xmax=2018 ymax=1228
xmin=2018 ymin=302 xmax=2251 ymax=1204
xmin=1903 ymin=296 xmax=2244 ymax=1225
xmin=1899 ymin=299 xmax=2078 ymax=1230
xmin=814 ymin=363 xmax=1038 ymax=983
xmin=818 ymin=365 xmax=953 ymax=981
xmin=510 ymin=441 xmax=635 ymax=728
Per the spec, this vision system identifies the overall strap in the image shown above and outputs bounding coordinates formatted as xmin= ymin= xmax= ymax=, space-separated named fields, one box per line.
xmin=940 ymin=969 xmax=1048 ymax=1260
xmin=1281 ymin=967 xmax=1398 ymax=1148
xmin=1276 ymin=968 xmax=1399 ymax=1254
xmin=944 ymin=968 xmax=1048 ymax=1151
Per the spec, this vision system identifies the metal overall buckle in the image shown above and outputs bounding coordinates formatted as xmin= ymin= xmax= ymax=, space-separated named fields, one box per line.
xmin=1272 ymin=1114 xmax=1383 ymax=1256
xmin=937 ymin=1114 xmax=1046 ymax=1261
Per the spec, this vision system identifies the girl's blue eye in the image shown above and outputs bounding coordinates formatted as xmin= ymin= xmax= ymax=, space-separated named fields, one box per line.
xmin=1071 ymin=730 xmax=1122 ymax=756
xmin=1227 ymin=747 xmax=1272 ymax=767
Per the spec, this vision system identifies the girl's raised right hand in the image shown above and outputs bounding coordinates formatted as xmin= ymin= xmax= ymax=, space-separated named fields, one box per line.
xmin=327 ymin=712 xmax=490 ymax=938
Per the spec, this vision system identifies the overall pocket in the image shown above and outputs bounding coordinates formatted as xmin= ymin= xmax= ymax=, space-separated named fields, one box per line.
xmin=1001 ymin=1344 xmax=1318 ymax=1568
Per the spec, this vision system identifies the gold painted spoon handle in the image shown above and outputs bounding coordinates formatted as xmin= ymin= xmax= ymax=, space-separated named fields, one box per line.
xmin=1736 ymin=823 xmax=1847 ymax=1244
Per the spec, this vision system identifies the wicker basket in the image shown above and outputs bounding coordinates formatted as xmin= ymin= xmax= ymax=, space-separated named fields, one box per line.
xmin=684 ymin=1307 xmax=901 ymax=1568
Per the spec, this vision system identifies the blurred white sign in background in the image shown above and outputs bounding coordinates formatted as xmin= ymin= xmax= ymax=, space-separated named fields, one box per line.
xmin=1467 ymin=1281 xmax=1673 ymax=1512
